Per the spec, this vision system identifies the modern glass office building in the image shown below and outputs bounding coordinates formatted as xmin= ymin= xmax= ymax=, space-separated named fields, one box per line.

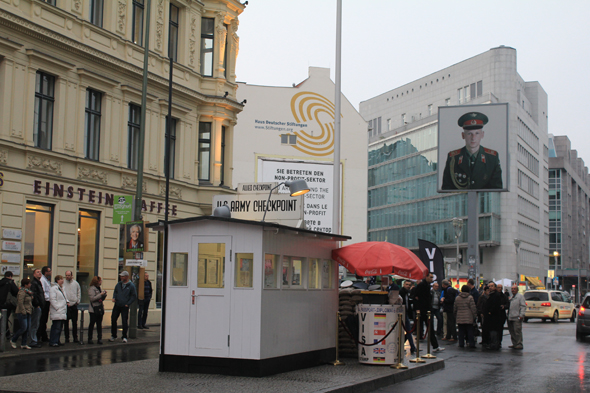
xmin=368 ymin=123 xmax=501 ymax=251
xmin=361 ymin=47 xmax=549 ymax=282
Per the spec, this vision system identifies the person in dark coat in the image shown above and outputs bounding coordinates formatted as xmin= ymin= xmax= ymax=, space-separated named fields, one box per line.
xmin=28 ymin=269 xmax=45 ymax=348
xmin=137 ymin=272 xmax=153 ymax=329
xmin=399 ymin=280 xmax=416 ymax=353
xmin=441 ymin=280 xmax=458 ymax=341
xmin=0 ymin=271 xmax=19 ymax=335
xmin=483 ymin=282 xmax=505 ymax=350
xmin=413 ymin=272 xmax=445 ymax=352
xmin=477 ymin=285 xmax=491 ymax=346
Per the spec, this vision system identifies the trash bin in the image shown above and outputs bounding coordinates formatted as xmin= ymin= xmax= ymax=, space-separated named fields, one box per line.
xmin=357 ymin=304 xmax=405 ymax=365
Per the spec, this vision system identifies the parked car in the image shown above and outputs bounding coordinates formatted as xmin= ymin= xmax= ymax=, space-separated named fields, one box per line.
xmin=523 ymin=290 xmax=576 ymax=323
xmin=576 ymin=294 xmax=590 ymax=340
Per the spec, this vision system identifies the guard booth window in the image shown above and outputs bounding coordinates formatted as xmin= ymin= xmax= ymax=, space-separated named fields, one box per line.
xmin=198 ymin=243 xmax=225 ymax=288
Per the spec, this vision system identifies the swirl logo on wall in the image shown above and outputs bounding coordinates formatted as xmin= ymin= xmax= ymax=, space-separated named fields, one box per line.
xmin=289 ymin=92 xmax=339 ymax=157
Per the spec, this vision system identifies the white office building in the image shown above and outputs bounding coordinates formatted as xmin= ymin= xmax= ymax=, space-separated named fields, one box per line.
xmin=360 ymin=46 xmax=549 ymax=283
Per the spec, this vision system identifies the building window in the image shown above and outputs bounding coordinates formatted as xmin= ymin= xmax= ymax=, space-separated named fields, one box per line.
xmin=90 ymin=0 xmax=103 ymax=27
xmin=280 ymin=134 xmax=297 ymax=145
xmin=128 ymin=104 xmax=141 ymax=170
xmin=220 ymin=125 xmax=226 ymax=185
xmin=445 ymin=98 xmax=451 ymax=106
xmin=84 ymin=89 xmax=102 ymax=161
xmin=34 ymin=71 xmax=55 ymax=150
xmin=169 ymin=4 xmax=179 ymax=61
xmin=428 ymin=105 xmax=433 ymax=116
xmin=200 ymin=17 xmax=214 ymax=77
xmin=401 ymin=113 xmax=407 ymax=125
xmin=41 ymin=0 xmax=56 ymax=5
xmin=166 ymin=117 xmax=176 ymax=179
xmin=387 ymin=118 xmax=392 ymax=131
xmin=264 ymin=254 xmax=278 ymax=289
xmin=198 ymin=122 xmax=211 ymax=181
xmin=23 ymin=203 xmax=54 ymax=279
xmin=132 ymin=0 xmax=145 ymax=46
xmin=477 ymin=80 xmax=483 ymax=97
xmin=282 ymin=256 xmax=303 ymax=288
xmin=77 ymin=210 xmax=100 ymax=304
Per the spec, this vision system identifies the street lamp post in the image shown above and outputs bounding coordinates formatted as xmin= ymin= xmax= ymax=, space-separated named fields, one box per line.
xmin=452 ymin=217 xmax=463 ymax=289
xmin=553 ymin=251 xmax=560 ymax=290
xmin=514 ymin=238 xmax=521 ymax=283
xmin=577 ymin=259 xmax=581 ymax=304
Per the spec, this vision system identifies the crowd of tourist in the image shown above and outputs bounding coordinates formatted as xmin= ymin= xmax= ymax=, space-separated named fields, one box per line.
xmin=393 ymin=273 xmax=527 ymax=352
xmin=1 ymin=267 xmax=149 ymax=350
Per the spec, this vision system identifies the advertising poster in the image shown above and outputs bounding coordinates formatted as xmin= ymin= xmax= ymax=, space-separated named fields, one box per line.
xmin=258 ymin=159 xmax=341 ymax=233
xmin=125 ymin=221 xmax=147 ymax=252
xmin=357 ymin=304 xmax=404 ymax=365
xmin=438 ymin=104 xmax=509 ymax=192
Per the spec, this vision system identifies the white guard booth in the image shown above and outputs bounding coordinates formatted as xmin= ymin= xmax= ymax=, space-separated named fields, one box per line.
xmin=151 ymin=216 xmax=350 ymax=377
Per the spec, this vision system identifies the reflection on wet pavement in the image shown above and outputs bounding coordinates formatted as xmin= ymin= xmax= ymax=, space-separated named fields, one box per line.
xmin=0 ymin=343 xmax=159 ymax=377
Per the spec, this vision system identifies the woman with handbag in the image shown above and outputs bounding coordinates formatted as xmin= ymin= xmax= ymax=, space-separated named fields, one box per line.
xmin=10 ymin=278 xmax=33 ymax=349
xmin=88 ymin=276 xmax=107 ymax=344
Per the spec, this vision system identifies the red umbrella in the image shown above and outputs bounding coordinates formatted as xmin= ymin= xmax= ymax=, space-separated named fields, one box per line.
xmin=332 ymin=241 xmax=427 ymax=280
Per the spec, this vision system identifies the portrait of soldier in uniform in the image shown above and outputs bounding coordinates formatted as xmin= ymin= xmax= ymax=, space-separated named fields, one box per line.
xmin=441 ymin=111 xmax=503 ymax=190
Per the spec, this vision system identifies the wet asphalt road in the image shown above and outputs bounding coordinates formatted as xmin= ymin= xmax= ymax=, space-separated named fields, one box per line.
xmin=0 ymin=342 xmax=159 ymax=377
xmin=372 ymin=319 xmax=590 ymax=393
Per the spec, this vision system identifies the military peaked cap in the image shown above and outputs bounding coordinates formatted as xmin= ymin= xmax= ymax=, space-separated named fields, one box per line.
xmin=458 ymin=112 xmax=488 ymax=130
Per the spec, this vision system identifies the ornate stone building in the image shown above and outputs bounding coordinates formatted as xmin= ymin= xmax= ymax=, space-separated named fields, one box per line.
xmin=0 ymin=0 xmax=244 ymax=322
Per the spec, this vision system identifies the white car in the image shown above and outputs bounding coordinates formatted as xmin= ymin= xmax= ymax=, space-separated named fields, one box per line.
xmin=523 ymin=290 xmax=576 ymax=323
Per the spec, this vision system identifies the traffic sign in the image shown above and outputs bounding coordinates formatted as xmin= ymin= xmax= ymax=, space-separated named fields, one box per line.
xmin=113 ymin=195 xmax=134 ymax=225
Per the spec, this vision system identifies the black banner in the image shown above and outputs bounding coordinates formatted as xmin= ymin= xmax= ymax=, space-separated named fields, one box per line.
xmin=418 ymin=239 xmax=445 ymax=285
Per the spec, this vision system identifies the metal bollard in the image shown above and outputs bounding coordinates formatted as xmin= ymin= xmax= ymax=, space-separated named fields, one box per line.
xmin=79 ymin=309 xmax=85 ymax=345
xmin=391 ymin=312 xmax=407 ymax=369
xmin=409 ymin=311 xmax=425 ymax=363
xmin=423 ymin=311 xmax=436 ymax=359
xmin=0 ymin=309 xmax=6 ymax=352
xmin=331 ymin=311 xmax=345 ymax=366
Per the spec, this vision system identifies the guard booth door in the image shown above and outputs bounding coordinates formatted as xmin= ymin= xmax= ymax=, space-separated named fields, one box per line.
xmin=189 ymin=236 xmax=232 ymax=357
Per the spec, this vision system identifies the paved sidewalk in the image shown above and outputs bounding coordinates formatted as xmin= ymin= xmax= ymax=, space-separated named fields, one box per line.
xmin=0 ymin=324 xmax=160 ymax=359
xmin=0 ymin=326 xmax=445 ymax=393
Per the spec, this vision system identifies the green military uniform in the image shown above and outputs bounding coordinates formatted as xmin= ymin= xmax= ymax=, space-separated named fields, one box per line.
xmin=442 ymin=145 xmax=502 ymax=190
xmin=441 ymin=111 xmax=503 ymax=190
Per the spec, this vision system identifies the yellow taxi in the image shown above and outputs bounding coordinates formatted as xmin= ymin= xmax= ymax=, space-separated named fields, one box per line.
xmin=523 ymin=290 xmax=576 ymax=323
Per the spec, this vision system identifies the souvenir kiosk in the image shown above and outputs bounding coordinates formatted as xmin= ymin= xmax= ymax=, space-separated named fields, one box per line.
xmin=150 ymin=215 xmax=350 ymax=377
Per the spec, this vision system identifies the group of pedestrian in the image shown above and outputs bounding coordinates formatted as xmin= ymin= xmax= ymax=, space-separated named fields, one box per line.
xmin=392 ymin=273 xmax=527 ymax=353
xmin=3 ymin=267 xmax=149 ymax=349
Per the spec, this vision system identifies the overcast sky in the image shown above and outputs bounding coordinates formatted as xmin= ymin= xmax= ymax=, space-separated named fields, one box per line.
xmin=236 ymin=0 xmax=590 ymax=164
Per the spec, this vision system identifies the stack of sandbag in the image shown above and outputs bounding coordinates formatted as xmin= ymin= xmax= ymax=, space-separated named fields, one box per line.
xmin=338 ymin=288 xmax=364 ymax=358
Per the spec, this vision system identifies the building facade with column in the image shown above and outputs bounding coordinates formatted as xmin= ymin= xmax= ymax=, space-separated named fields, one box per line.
xmin=361 ymin=46 xmax=549 ymax=283
xmin=548 ymin=135 xmax=590 ymax=297
xmin=0 ymin=0 xmax=244 ymax=323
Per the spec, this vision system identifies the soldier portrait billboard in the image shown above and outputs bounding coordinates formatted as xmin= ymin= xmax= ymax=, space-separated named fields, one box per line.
xmin=437 ymin=103 xmax=509 ymax=192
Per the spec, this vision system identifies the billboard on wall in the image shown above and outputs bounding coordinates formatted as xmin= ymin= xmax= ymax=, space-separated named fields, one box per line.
xmin=258 ymin=159 xmax=341 ymax=233
xmin=437 ymin=103 xmax=509 ymax=192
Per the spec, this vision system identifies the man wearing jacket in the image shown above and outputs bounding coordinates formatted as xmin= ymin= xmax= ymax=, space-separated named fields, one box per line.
xmin=0 ymin=271 xmax=19 ymax=336
xmin=508 ymin=285 xmax=526 ymax=350
xmin=399 ymin=280 xmax=417 ymax=354
xmin=413 ymin=272 xmax=445 ymax=352
xmin=137 ymin=272 xmax=152 ymax=329
xmin=28 ymin=269 xmax=45 ymax=348
xmin=441 ymin=280 xmax=458 ymax=341
xmin=110 ymin=271 xmax=137 ymax=343
xmin=38 ymin=266 xmax=52 ymax=342
xmin=63 ymin=271 xmax=81 ymax=343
